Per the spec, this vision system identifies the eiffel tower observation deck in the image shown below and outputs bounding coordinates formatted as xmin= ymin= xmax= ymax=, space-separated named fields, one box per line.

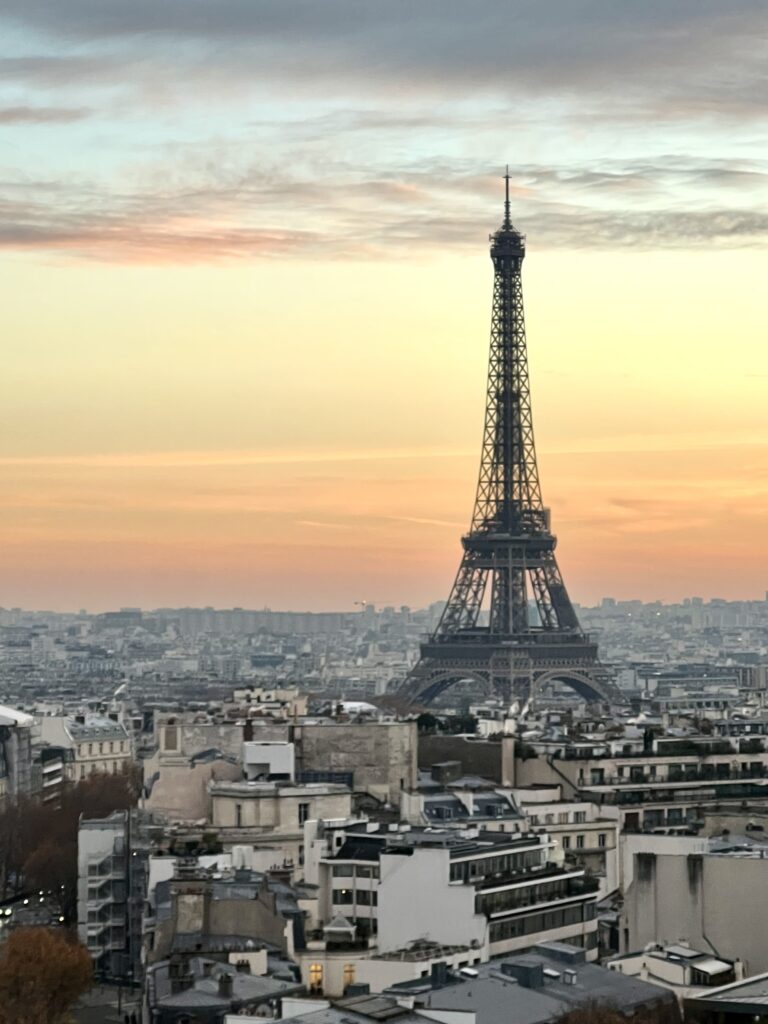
xmin=400 ymin=173 xmax=620 ymax=707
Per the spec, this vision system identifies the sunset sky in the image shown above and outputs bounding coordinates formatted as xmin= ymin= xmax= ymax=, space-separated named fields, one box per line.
xmin=1 ymin=2 xmax=767 ymax=611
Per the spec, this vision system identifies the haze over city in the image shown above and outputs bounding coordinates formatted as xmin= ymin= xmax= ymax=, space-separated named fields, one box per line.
xmin=1 ymin=1 xmax=767 ymax=610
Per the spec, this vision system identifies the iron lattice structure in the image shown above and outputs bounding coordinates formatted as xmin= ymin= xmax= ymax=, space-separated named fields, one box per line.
xmin=400 ymin=175 xmax=618 ymax=706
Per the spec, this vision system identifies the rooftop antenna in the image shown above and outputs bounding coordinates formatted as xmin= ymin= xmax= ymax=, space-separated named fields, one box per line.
xmin=503 ymin=165 xmax=511 ymax=230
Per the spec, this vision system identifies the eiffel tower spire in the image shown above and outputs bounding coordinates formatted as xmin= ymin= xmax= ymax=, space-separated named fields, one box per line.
xmin=400 ymin=172 xmax=618 ymax=706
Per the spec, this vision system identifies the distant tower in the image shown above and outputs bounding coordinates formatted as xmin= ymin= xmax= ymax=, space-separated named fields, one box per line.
xmin=400 ymin=172 xmax=618 ymax=706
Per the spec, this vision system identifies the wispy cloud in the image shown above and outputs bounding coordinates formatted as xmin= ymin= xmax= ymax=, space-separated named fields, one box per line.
xmin=1 ymin=155 xmax=767 ymax=262
xmin=0 ymin=104 xmax=90 ymax=123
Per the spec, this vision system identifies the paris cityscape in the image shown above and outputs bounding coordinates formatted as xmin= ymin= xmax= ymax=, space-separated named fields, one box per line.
xmin=1 ymin=4 xmax=767 ymax=1024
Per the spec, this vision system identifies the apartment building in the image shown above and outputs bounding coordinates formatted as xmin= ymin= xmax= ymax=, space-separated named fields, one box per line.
xmin=40 ymin=713 xmax=133 ymax=782
xmin=517 ymin=734 xmax=768 ymax=833
xmin=314 ymin=823 xmax=599 ymax=960
xmin=0 ymin=704 xmax=33 ymax=803
xmin=77 ymin=810 xmax=148 ymax=981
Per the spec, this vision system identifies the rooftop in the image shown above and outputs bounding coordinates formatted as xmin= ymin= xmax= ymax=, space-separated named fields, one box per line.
xmin=331 ymin=825 xmax=546 ymax=864
xmin=391 ymin=943 xmax=675 ymax=1024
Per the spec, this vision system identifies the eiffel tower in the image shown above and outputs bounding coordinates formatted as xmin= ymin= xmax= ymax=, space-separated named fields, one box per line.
xmin=400 ymin=173 xmax=618 ymax=707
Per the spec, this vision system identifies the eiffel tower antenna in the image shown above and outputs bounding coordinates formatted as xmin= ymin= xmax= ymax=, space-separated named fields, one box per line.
xmin=503 ymin=165 xmax=511 ymax=229
xmin=399 ymin=175 xmax=620 ymax=707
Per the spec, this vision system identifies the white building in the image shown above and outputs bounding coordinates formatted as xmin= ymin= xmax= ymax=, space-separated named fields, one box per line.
xmin=0 ymin=704 xmax=34 ymax=802
xmin=314 ymin=823 xmax=600 ymax=961
xmin=608 ymin=942 xmax=740 ymax=1002
xmin=39 ymin=713 xmax=133 ymax=782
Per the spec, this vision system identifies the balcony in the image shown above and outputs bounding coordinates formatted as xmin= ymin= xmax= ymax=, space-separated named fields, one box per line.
xmin=474 ymin=864 xmax=575 ymax=891
xmin=579 ymin=767 xmax=767 ymax=789
xmin=477 ymin=875 xmax=599 ymax=916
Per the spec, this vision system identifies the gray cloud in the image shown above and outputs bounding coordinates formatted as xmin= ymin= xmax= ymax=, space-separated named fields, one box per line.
xmin=0 ymin=2 xmax=766 ymax=120
xmin=0 ymin=105 xmax=90 ymax=123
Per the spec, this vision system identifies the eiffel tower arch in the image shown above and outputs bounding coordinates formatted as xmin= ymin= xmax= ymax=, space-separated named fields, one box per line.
xmin=399 ymin=173 xmax=622 ymax=708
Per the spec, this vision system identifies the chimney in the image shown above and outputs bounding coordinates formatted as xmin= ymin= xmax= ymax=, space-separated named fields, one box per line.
xmin=431 ymin=962 xmax=448 ymax=989
xmin=169 ymin=955 xmax=194 ymax=994
xmin=218 ymin=972 xmax=234 ymax=1000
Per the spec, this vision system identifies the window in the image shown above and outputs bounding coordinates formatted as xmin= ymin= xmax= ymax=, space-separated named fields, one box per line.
xmin=333 ymin=889 xmax=354 ymax=905
xmin=562 ymin=836 xmax=571 ymax=850
xmin=309 ymin=963 xmax=323 ymax=993
xmin=574 ymin=811 xmax=586 ymax=824
xmin=343 ymin=964 xmax=355 ymax=990
xmin=489 ymin=902 xmax=591 ymax=942
xmin=576 ymin=834 xmax=585 ymax=849
xmin=164 ymin=726 xmax=178 ymax=752
xmin=88 ymin=743 xmax=93 ymax=756
xmin=598 ymin=833 xmax=607 ymax=848
xmin=357 ymin=889 xmax=371 ymax=905
xmin=235 ymin=803 xmax=243 ymax=828
xmin=332 ymin=865 xmax=354 ymax=878
xmin=298 ymin=802 xmax=310 ymax=825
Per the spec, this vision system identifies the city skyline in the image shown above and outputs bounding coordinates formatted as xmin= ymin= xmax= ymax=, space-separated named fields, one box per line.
xmin=2 ymin=2 xmax=767 ymax=610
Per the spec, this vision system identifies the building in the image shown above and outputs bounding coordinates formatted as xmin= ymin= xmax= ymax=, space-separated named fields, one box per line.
xmin=511 ymin=786 xmax=620 ymax=898
xmin=146 ymin=955 xmax=302 ymax=1024
xmin=40 ymin=713 xmax=133 ymax=782
xmin=312 ymin=822 xmax=599 ymax=963
xmin=386 ymin=941 xmax=678 ymax=1024
xmin=294 ymin=720 xmax=417 ymax=808
xmin=0 ymin=704 xmax=34 ymax=802
xmin=608 ymin=942 xmax=739 ymax=1001
xmin=283 ymin=943 xmax=676 ymax=1024
xmin=209 ymin=779 xmax=352 ymax=862
xmin=77 ymin=809 xmax=150 ymax=982
xmin=149 ymin=860 xmax=306 ymax=964
xmin=684 ymin=970 xmax=768 ymax=1023
xmin=516 ymin=733 xmax=768 ymax=833
xmin=145 ymin=715 xmax=416 ymax=819
xmin=622 ymin=833 xmax=768 ymax=974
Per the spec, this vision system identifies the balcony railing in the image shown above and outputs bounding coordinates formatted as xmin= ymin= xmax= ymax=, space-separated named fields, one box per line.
xmin=474 ymin=864 xmax=577 ymax=891
xmin=477 ymin=875 xmax=599 ymax=915
xmin=579 ymin=768 xmax=767 ymax=788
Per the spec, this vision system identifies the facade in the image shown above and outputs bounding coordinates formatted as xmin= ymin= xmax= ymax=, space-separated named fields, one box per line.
xmin=77 ymin=809 xmax=148 ymax=982
xmin=0 ymin=704 xmax=34 ymax=802
xmin=149 ymin=861 xmax=304 ymax=963
xmin=293 ymin=720 xmax=417 ymax=807
xmin=315 ymin=823 xmax=599 ymax=961
xmin=608 ymin=942 xmax=739 ymax=1001
xmin=146 ymin=715 xmax=416 ymax=816
xmin=623 ymin=835 xmax=768 ymax=974
xmin=516 ymin=734 xmax=768 ymax=833
xmin=39 ymin=713 xmax=133 ymax=782
xmin=511 ymin=787 xmax=620 ymax=897
xmin=209 ymin=779 xmax=352 ymax=862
